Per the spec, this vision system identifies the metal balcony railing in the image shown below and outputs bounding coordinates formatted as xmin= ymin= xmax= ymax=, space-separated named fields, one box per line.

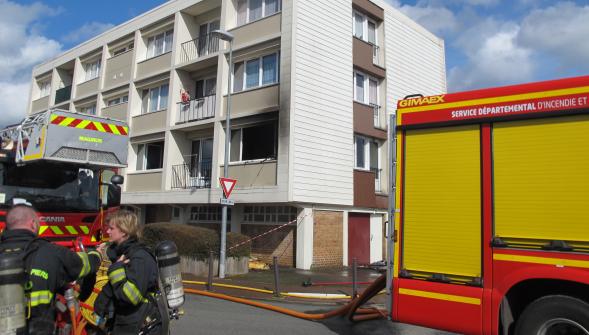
xmin=372 ymin=44 xmax=381 ymax=67
xmin=177 ymin=95 xmax=216 ymax=124
xmin=180 ymin=34 xmax=220 ymax=64
xmin=371 ymin=103 xmax=382 ymax=128
xmin=171 ymin=161 xmax=212 ymax=189
xmin=54 ymin=85 xmax=72 ymax=105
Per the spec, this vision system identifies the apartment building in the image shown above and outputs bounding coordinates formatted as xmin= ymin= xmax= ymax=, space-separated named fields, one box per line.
xmin=28 ymin=0 xmax=446 ymax=269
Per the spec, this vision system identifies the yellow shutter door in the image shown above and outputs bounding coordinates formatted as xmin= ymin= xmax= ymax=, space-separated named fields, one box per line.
xmin=493 ymin=114 xmax=589 ymax=242
xmin=403 ymin=125 xmax=481 ymax=278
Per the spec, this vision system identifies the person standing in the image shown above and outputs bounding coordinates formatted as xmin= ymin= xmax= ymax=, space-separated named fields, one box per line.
xmin=94 ymin=210 xmax=164 ymax=334
xmin=0 ymin=204 xmax=102 ymax=334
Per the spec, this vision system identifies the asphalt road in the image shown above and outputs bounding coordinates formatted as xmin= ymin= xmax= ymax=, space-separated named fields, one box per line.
xmin=170 ymin=294 xmax=456 ymax=335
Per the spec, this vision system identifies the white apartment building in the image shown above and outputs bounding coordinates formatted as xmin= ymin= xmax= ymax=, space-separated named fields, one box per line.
xmin=28 ymin=0 xmax=446 ymax=269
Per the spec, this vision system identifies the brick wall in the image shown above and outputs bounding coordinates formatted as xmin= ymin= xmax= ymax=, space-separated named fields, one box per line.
xmin=241 ymin=224 xmax=295 ymax=267
xmin=312 ymin=211 xmax=343 ymax=268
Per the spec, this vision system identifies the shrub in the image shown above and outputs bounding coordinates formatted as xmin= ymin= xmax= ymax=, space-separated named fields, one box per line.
xmin=142 ymin=223 xmax=251 ymax=260
xmin=227 ymin=232 xmax=251 ymax=258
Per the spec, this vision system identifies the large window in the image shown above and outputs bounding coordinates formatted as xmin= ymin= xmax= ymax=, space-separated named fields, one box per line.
xmin=355 ymin=135 xmax=379 ymax=171
xmin=146 ymin=29 xmax=173 ymax=59
xmin=136 ymin=141 xmax=164 ymax=170
xmin=353 ymin=10 xmax=377 ymax=45
xmin=142 ymin=83 xmax=169 ymax=113
xmin=38 ymin=80 xmax=51 ymax=98
xmin=189 ymin=205 xmax=230 ymax=222
xmin=107 ymin=95 xmax=128 ymax=106
xmin=243 ymin=206 xmax=297 ymax=224
xmin=230 ymin=122 xmax=277 ymax=162
xmin=79 ymin=104 xmax=96 ymax=115
xmin=354 ymin=71 xmax=378 ymax=106
xmin=236 ymin=0 xmax=280 ymax=26
xmin=233 ymin=52 xmax=279 ymax=92
xmin=195 ymin=78 xmax=217 ymax=99
xmin=84 ymin=59 xmax=101 ymax=81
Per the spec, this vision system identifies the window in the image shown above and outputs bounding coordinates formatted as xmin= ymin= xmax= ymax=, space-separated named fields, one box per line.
xmin=146 ymin=30 xmax=173 ymax=59
xmin=38 ymin=81 xmax=51 ymax=98
xmin=243 ymin=206 xmax=297 ymax=224
xmin=355 ymin=135 xmax=380 ymax=171
xmin=136 ymin=141 xmax=164 ymax=170
xmin=236 ymin=0 xmax=281 ymax=26
xmin=354 ymin=71 xmax=378 ymax=105
xmin=189 ymin=205 xmax=230 ymax=222
xmin=195 ymin=78 xmax=216 ymax=99
xmin=112 ymin=43 xmax=134 ymax=57
xmin=84 ymin=59 xmax=101 ymax=81
xmin=142 ymin=83 xmax=169 ymax=113
xmin=107 ymin=95 xmax=128 ymax=106
xmin=230 ymin=122 xmax=277 ymax=162
xmin=79 ymin=104 xmax=96 ymax=115
xmin=353 ymin=10 xmax=377 ymax=45
xmin=233 ymin=52 xmax=279 ymax=92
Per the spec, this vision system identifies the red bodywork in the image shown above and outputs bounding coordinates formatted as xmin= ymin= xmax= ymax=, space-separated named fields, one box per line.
xmin=393 ymin=75 xmax=589 ymax=335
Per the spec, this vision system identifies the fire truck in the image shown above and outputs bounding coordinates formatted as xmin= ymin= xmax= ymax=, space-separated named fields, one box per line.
xmin=389 ymin=75 xmax=589 ymax=334
xmin=0 ymin=109 xmax=129 ymax=245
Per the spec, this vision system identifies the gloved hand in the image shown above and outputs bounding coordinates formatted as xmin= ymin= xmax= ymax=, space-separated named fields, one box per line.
xmin=93 ymin=313 xmax=106 ymax=328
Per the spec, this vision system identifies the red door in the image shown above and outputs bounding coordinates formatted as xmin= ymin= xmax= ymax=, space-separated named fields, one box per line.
xmin=348 ymin=213 xmax=370 ymax=265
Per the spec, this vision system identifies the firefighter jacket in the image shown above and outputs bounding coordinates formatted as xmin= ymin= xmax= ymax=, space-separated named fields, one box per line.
xmin=94 ymin=238 xmax=160 ymax=334
xmin=0 ymin=229 xmax=101 ymax=334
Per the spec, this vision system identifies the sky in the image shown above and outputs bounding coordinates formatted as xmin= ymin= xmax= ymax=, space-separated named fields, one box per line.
xmin=1 ymin=0 xmax=588 ymax=128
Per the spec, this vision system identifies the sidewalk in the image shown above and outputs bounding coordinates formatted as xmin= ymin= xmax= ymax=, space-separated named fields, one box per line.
xmin=182 ymin=266 xmax=386 ymax=305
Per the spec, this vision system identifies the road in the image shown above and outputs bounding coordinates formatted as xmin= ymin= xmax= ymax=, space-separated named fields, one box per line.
xmin=171 ymin=294 xmax=456 ymax=335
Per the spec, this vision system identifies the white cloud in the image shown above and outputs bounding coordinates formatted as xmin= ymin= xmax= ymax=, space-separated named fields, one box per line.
xmin=387 ymin=0 xmax=458 ymax=35
xmin=62 ymin=22 xmax=115 ymax=44
xmin=517 ymin=2 xmax=589 ymax=72
xmin=0 ymin=0 xmax=63 ymax=128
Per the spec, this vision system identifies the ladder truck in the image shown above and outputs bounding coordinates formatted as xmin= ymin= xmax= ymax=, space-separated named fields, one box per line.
xmin=0 ymin=109 xmax=129 ymax=246
xmin=387 ymin=75 xmax=589 ymax=334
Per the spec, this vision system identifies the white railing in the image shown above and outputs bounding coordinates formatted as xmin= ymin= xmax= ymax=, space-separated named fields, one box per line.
xmin=177 ymin=95 xmax=216 ymax=124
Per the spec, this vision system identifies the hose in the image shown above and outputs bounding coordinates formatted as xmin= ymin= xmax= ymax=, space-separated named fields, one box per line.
xmin=183 ymin=274 xmax=388 ymax=322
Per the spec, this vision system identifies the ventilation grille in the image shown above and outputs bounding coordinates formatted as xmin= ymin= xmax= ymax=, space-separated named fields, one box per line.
xmin=52 ymin=147 xmax=120 ymax=165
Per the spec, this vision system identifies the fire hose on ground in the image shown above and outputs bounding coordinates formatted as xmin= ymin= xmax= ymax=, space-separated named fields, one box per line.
xmin=183 ymin=274 xmax=387 ymax=322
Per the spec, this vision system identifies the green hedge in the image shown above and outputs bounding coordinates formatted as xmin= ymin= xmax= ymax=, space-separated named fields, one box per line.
xmin=142 ymin=223 xmax=251 ymax=260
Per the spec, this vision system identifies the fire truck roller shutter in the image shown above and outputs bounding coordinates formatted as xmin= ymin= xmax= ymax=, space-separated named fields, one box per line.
xmin=493 ymin=114 xmax=589 ymax=244
xmin=403 ymin=124 xmax=481 ymax=279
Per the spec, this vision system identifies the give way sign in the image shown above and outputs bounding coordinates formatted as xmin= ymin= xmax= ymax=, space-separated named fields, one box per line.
xmin=219 ymin=177 xmax=237 ymax=198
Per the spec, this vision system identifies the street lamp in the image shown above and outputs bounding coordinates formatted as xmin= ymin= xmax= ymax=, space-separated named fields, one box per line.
xmin=211 ymin=29 xmax=234 ymax=279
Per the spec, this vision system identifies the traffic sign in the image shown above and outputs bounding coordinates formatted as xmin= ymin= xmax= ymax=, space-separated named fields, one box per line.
xmin=220 ymin=198 xmax=235 ymax=206
xmin=219 ymin=177 xmax=237 ymax=198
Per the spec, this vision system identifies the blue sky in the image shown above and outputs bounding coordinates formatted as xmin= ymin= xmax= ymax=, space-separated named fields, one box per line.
xmin=1 ymin=0 xmax=588 ymax=127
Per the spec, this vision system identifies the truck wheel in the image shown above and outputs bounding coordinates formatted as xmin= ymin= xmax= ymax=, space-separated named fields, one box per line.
xmin=515 ymin=295 xmax=589 ymax=335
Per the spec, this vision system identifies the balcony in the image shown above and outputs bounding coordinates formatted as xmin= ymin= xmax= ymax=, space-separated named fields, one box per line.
xmin=54 ymin=85 xmax=72 ymax=105
xmin=171 ymin=162 xmax=212 ymax=189
xmin=180 ymin=34 xmax=219 ymax=64
xmin=177 ymin=95 xmax=216 ymax=124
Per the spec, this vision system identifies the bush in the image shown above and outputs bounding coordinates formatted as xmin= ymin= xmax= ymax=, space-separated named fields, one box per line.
xmin=227 ymin=232 xmax=251 ymax=258
xmin=142 ymin=223 xmax=251 ymax=260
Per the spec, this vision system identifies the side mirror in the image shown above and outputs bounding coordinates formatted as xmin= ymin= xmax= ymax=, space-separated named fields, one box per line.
xmin=111 ymin=175 xmax=124 ymax=185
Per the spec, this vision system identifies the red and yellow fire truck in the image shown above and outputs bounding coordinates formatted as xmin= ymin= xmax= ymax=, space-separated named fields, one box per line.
xmin=391 ymin=75 xmax=589 ymax=334
xmin=0 ymin=109 xmax=128 ymax=246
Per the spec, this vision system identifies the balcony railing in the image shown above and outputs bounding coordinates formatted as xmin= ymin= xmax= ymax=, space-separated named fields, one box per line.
xmin=171 ymin=161 xmax=212 ymax=189
xmin=54 ymin=85 xmax=72 ymax=105
xmin=177 ymin=95 xmax=216 ymax=124
xmin=372 ymin=44 xmax=382 ymax=67
xmin=180 ymin=34 xmax=220 ymax=64
xmin=371 ymin=103 xmax=382 ymax=128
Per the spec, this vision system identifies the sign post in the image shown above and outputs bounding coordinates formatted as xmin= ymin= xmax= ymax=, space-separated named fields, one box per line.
xmin=219 ymin=177 xmax=236 ymax=279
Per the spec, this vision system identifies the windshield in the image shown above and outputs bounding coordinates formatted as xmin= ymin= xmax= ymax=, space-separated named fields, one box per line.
xmin=0 ymin=161 xmax=100 ymax=212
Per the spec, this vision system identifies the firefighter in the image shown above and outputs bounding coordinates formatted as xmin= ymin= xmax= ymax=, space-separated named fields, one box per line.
xmin=0 ymin=204 xmax=103 ymax=334
xmin=93 ymin=210 xmax=163 ymax=334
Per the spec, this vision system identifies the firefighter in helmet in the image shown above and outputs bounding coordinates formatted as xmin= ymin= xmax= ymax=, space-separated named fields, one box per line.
xmin=0 ymin=204 xmax=103 ymax=334
xmin=93 ymin=210 xmax=164 ymax=334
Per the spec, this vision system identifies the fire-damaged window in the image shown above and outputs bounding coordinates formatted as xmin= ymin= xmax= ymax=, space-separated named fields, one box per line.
xmin=230 ymin=122 xmax=277 ymax=162
xmin=136 ymin=141 xmax=164 ymax=170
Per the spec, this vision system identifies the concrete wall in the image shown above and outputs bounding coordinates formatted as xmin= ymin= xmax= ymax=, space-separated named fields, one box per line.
xmin=136 ymin=52 xmax=173 ymax=80
xmin=225 ymin=161 xmax=277 ymax=187
xmin=76 ymin=78 xmax=100 ymax=99
xmin=230 ymin=13 xmax=281 ymax=49
xmin=31 ymin=96 xmax=49 ymax=113
xmin=225 ymin=84 xmax=279 ymax=116
xmin=126 ymin=171 xmax=163 ymax=192
xmin=101 ymin=102 xmax=128 ymax=121
xmin=131 ymin=110 xmax=167 ymax=134
xmin=104 ymin=51 xmax=134 ymax=90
